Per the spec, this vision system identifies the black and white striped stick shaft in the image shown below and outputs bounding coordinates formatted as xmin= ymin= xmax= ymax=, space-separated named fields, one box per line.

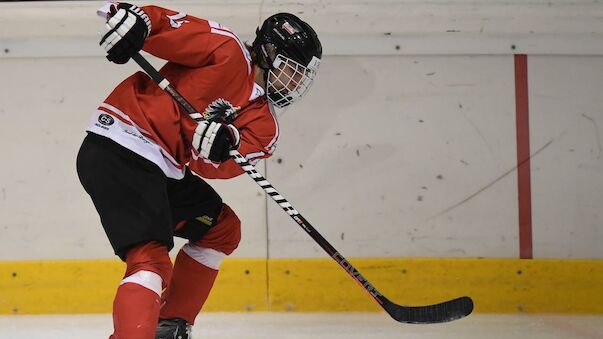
xmin=131 ymin=52 xmax=474 ymax=324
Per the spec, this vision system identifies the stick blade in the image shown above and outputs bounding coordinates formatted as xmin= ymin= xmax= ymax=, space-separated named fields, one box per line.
xmin=382 ymin=296 xmax=474 ymax=324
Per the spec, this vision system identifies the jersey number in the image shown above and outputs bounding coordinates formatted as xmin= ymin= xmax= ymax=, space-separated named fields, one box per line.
xmin=167 ymin=13 xmax=189 ymax=28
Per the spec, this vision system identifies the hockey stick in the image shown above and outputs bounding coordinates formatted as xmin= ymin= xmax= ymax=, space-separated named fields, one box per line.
xmin=131 ymin=52 xmax=474 ymax=324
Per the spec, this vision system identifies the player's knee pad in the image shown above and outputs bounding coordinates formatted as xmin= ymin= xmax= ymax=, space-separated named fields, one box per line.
xmin=191 ymin=203 xmax=241 ymax=255
xmin=123 ymin=241 xmax=173 ymax=294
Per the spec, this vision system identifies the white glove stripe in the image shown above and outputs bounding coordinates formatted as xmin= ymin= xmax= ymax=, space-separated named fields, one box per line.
xmin=201 ymin=134 xmax=211 ymax=158
xmin=117 ymin=14 xmax=136 ymax=37
xmin=227 ymin=124 xmax=241 ymax=146
xmin=192 ymin=121 xmax=208 ymax=149
xmin=200 ymin=123 xmax=219 ymax=158
xmin=100 ymin=34 xmax=111 ymax=50
xmin=208 ymin=125 xmax=219 ymax=146
xmin=107 ymin=9 xmax=127 ymax=29
xmin=189 ymin=112 xmax=203 ymax=120
xmin=101 ymin=31 xmax=121 ymax=51
xmin=192 ymin=132 xmax=202 ymax=151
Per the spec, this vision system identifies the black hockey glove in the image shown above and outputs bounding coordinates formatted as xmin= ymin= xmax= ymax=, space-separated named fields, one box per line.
xmin=100 ymin=3 xmax=152 ymax=64
xmin=192 ymin=121 xmax=241 ymax=162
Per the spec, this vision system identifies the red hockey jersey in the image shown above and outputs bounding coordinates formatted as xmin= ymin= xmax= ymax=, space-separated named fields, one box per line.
xmin=87 ymin=5 xmax=278 ymax=180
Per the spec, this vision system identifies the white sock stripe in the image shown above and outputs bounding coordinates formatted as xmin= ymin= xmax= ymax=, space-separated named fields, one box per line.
xmin=182 ymin=244 xmax=226 ymax=270
xmin=265 ymin=187 xmax=277 ymax=193
xmin=120 ymin=270 xmax=162 ymax=296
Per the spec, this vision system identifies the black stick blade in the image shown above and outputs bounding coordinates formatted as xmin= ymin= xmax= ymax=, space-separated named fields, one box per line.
xmin=382 ymin=296 xmax=474 ymax=324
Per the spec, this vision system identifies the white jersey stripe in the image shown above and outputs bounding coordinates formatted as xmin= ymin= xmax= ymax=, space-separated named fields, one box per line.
xmin=208 ymin=21 xmax=252 ymax=74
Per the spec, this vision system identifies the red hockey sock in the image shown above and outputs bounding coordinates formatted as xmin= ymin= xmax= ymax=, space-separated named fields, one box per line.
xmin=112 ymin=282 xmax=161 ymax=339
xmin=111 ymin=242 xmax=172 ymax=339
xmin=159 ymin=248 xmax=220 ymax=324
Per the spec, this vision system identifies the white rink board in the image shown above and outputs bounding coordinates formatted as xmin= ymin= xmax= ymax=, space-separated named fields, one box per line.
xmin=1 ymin=1 xmax=603 ymax=260
xmin=528 ymin=56 xmax=603 ymax=259
xmin=267 ymin=55 xmax=518 ymax=258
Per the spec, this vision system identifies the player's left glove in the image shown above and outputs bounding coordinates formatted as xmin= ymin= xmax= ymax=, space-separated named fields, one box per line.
xmin=192 ymin=121 xmax=241 ymax=163
xmin=99 ymin=3 xmax=151 ymax=64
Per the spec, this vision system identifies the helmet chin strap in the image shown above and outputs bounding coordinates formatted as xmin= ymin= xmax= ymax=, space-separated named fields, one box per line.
xmin=259 ymin=44 xmax=274 ymax=84
xmin=259 ymin=44 xmax=286 ymax=106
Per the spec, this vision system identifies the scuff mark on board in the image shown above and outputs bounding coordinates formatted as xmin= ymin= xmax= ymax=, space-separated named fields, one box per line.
xmin=429 ymin=139 xmax=554 ymax=219
xmin=581 ymin=113 xmax=602 ymax=159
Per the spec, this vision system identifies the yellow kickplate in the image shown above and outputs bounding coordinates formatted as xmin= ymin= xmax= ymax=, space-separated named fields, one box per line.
xmin=268 ymin=258 xmax=603 ymax=314
xmin=0 ymin=258 xmax=601 ymax=314
xmin=0 ymin=259 xmax=267 ymax=315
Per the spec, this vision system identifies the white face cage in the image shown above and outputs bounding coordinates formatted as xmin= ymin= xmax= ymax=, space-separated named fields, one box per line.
xmin=266 ymin=54 xmax=321 ymax=108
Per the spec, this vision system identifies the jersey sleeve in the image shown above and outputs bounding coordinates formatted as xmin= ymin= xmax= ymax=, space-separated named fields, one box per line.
xmin=189 ymin=113 xmax=279 ymax=180
xmin=140 ymin=6 xmax=220 ymax=67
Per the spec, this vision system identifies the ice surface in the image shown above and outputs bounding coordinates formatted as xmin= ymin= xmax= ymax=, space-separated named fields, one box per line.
xmin=0 ymin=313 xmax=601 ymax=339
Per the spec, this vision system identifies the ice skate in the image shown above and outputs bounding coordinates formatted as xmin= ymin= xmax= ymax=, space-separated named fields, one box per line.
xmin=155 ymin=318 xmax=192 ymax=339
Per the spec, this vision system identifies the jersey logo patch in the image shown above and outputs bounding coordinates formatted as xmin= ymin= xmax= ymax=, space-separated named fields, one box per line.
xmin=203 ymin=98 xmax=241 ymax=123
xmin=98 ymin=113 xmax=115 ymax=126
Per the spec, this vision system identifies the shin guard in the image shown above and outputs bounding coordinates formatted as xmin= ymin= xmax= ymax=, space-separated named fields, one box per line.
xmin=159 ymin=204 xmax=241 ymax=324
xmin=112 ymin=242 xmax=172 ymax=339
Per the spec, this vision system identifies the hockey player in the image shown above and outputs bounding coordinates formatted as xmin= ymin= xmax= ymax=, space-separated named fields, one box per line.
xmin=76 ymin=3 xmax=322 ymax=339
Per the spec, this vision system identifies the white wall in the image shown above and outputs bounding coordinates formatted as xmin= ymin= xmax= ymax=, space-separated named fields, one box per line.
xmin=529 ymin=56 xmax=603 ymax=258
xmin=0 ymin=1 xmax=602 ymax=260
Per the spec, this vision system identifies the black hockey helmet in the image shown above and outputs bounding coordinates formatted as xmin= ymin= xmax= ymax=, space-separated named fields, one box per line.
xmin=252 ymin=13 xmax=322 ymax=70
xmin=251 ymin=13 xmax=322 ymax=108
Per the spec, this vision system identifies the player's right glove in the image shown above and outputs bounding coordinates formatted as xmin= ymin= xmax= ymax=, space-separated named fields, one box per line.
xmin=192 ymin=121 xmax=241 ymax=163
xmin=99 ymin=3 xmax=152 ymax=64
